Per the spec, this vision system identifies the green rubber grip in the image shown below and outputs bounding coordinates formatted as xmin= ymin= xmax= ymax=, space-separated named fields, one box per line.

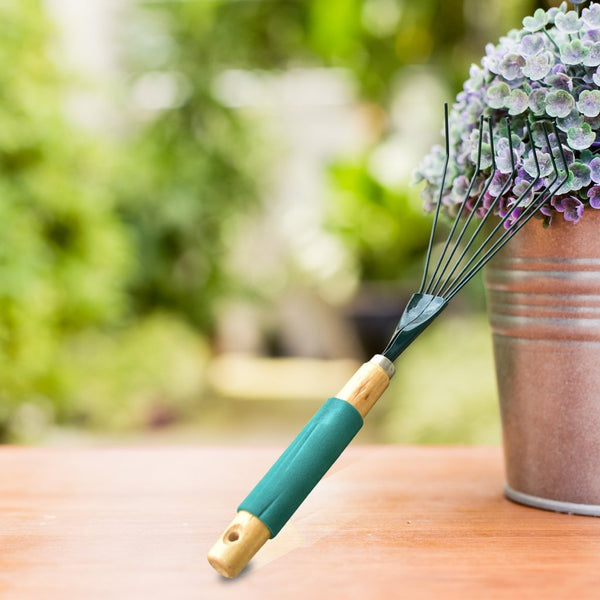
xmin=238 ymin=397 xmax=363 ymax=537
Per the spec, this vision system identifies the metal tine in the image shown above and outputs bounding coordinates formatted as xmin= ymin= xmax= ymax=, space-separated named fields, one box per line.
xmin=438 ymin=116 xmax=534 ymax=299
xmin=386 ymin=106 xmax=474 ymax=347
xmin=427 ymin=117 xmax=498 ymax=296
xmin=444 ymin=119 xmax=569 ymax=300
xmin=447 ymin=119 xmax=569 ymax=297
xmin=443 ymin=118 xmax=546 ymax=299
xmin=419 ymin=103 xmax=450 ymax=294
xmin=435 ymin=116 xmax=518 ymax=298
xmin=422 ymin=117 xmax=489 ymax=296
xmin=385 ymin=118 xmax=567 ymax=351
xmin=421 ymin=111 xmax=483 ymax=294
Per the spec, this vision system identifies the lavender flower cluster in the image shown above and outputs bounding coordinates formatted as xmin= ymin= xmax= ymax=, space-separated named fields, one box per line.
xmin=414 ymin=2 xmax=600 ymax=225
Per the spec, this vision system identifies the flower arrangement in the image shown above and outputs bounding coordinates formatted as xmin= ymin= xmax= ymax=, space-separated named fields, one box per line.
xmin=415 ymin=1 xmax=600 ymax=225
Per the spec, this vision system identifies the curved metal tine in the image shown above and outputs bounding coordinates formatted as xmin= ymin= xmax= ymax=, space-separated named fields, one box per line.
xmin=428 ymin=118 xmax=498 ymax=296
xmin=425 ymin=117 xmax=495 ymax=296
xmin=436 ymin=116 xmax=518 ymax=298
xmin=445 ymin=119 xmax=569 ymax=300
xmin=419 ymin=103 xmax=450 ymax=294
xmin=444 ymin=118 xmax=548 ymax=300
xmin=545 ymin=119 xmax=570 ymax=197
xmin=445 ymin=166 xmax=559 ymax=301
xmin=422 ymin=115 xmax=486 ymax=295
xmin=442 ymin=118 xmax=542 ymax=299
xmin=482 ymin=118 xmax=566 ymax=247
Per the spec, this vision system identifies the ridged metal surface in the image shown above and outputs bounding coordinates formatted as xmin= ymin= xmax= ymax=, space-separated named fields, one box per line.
xmin=485 ymin=211 xmax=600 ymax=513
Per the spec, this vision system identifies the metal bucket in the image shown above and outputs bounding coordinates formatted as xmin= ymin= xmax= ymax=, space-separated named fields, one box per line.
xmin=485 ymin=210 xmax=600 ymax=516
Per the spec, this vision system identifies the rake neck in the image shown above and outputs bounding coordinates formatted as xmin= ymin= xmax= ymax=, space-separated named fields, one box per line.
xmin=382 ymin=293 xmax=448 ymax=362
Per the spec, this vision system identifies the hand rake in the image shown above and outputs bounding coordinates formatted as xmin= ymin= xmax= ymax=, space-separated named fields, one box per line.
xmin=207 ymin=104 xmax=569 ymax=578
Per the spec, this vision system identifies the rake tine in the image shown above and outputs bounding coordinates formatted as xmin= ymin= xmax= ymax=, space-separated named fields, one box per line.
xmin=419 ymin=103 xmax=451 ymax=294
xmin=423 ymin=115 xmax=486 ymax=294
xmin=445 ymin=119 xmax=569 ymax=300
xmin=435 ymin=116 xmax=518 ymax=298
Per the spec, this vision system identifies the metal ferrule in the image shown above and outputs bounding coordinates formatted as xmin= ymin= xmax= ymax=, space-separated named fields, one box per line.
xmin=370 ymin=354 xmax=396 ymax=380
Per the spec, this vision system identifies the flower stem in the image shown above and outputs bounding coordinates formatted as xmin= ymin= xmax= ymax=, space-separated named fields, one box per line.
xmin=543 ymin=29 xmax=561 ymax=53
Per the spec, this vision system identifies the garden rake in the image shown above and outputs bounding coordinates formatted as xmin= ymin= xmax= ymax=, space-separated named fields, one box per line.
xmin=207 ymin=104 xmax=569 ymax=578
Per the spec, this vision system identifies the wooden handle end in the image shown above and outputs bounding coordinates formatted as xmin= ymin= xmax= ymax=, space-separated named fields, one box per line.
xmin=336 ymin=354 xmax=393 ymax=418
xmin=207 ymin=510 xmax=271 ymax=578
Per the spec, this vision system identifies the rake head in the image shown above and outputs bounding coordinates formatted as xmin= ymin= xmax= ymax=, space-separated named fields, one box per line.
xmin=382 ymin=104 xmax=570 ymax=362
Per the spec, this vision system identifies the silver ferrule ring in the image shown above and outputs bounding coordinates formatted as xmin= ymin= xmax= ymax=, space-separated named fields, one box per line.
xmin=370 ymin=354 xmax=396 ymax=379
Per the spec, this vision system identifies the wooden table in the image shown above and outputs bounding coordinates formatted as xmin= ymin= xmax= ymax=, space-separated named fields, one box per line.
xmin=0 ymin=446 xmax=598 ymax=599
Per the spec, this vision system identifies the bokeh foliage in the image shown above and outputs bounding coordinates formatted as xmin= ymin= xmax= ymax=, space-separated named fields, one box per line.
xmin=327 ymin=161 xmax=432 ymax=281
xmin=0 ymin=0 xmax=547 ymax=439
xmin=0 ymin=1 xmax=131 ymax=433
xmin=117 ymin=1 xmax=267 ymax=332
xmin=120 ymin=0 xmax=544 ymax=290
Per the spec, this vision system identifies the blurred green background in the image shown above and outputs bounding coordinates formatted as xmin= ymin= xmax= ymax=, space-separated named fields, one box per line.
xmin=0 ymin=0 xmax=547 ymax=444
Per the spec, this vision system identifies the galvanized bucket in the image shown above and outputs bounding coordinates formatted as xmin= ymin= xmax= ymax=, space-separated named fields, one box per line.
xmin=485 ymin=210 xmax=600 ymax=516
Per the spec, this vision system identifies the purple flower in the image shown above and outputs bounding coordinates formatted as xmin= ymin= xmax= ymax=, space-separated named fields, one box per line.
xmin=452 ymin=175 xmax=471 ymax=199
xmin=528 ymin=88 xmax=547 ymax=115
xmin=585 ymin=29 xmax=600 ymax=44
xmin=554 ymin=196 xmax=584 ymax=223
xmin=519 ymin=34 xmax=545 ymax=57
xmin=569 ymin=162 xmax=592 ymax=190
xmin=545 ymin=72 xmax=573 ymax=92
xmin=523 ymin=8 xmax=549 ymax=32
xmin=503 ymin=205 xmax=524 ymax=229
xmin=486 ymin=82 xmax=510 ymax=109
xmin=522 ymin=51 xmax=554 ymax=81
xmin=499 ymin=53 xmax=526 ymax=80
xmin=523 ymin=151 xmax=554 ymax=178
xmin=587 ymin=185 xmax=600 ymax=208
xmin=415 ymin=4 xmax=600 ymax=226
xmin=582 ymin=3 xmax=600 ymax=29
xmin=557 ymin=109 xmax=583 ymax=133
xmin=564 ymin=198 xmax=584 ymax=223
xmin=546 ymin=90 xmax=575 ymax=118
xmin=567 ymin=123 xmax=596 ymax=150
xmin=489 ymin=171 xmax=511 ymax=197
xmin=555 ymin=11 xmax=583 ymax=34
xmin=560 ymin=39 xmax=589 ymax=65
xmin=540 ymin=202 xmax=553 ymax=225
xmin=577 ymin=90 xmax=600 ymax=118
xmin=583 ymin=42 xmax=600 ymax=67
xmin=589 ymin=157 xmax=600 ymax=183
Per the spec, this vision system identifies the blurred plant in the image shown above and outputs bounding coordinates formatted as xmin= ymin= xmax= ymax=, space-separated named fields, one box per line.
xmin=118 ymin=0 xmax=543 ymax=304
xmin=0 ymin=0 xmax=550 ymax=442
xmin=115 ymin=1 xmax=272 ymax=333
xmin=415 ymin=2 xmax=600 ymax=226
xmin=327 ymin=159 xmax=431 ymax=282
xmin=0 ymin=0 xmax=131 ymax=437
xmin=308 ymin=0 xmax=542 ymax=102
xmin=384 ymin=314 xmax=499 ymax=443
xmin=322 ymin=0 xmax=543 ymax=281
xmin=59 ymin=313 xmax=209 ymax=432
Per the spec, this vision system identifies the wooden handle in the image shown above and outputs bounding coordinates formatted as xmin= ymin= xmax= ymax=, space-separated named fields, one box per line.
xmin=207 ymin=510 xmax=271 ymax=578
xmin=207 ymin=355 xmax=394 ymax=578
xmin=336 ymin=355 xmax=392 ymax=418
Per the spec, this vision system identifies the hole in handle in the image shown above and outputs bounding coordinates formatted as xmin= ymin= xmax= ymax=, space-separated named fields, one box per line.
xmin=225 ymin=529 xmax=240 ymax=543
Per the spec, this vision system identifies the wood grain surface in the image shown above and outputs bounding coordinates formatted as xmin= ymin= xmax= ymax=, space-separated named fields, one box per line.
xmin=0 ymin=446 xmax=598 ymax=599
